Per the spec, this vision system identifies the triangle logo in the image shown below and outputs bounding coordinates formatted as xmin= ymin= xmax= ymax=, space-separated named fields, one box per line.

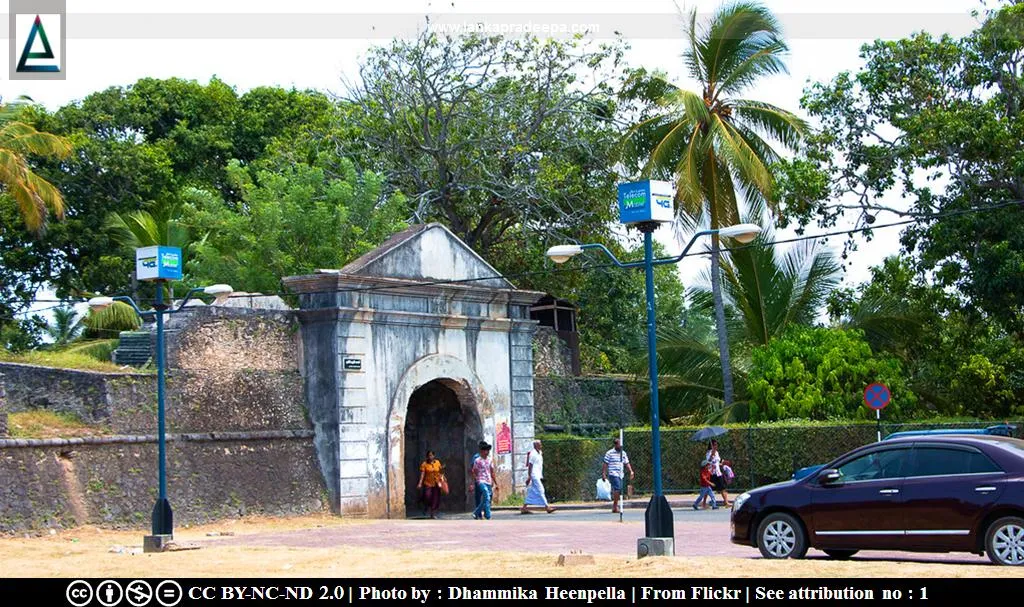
xmin=17 ymin=15 xmax=60 ymax=73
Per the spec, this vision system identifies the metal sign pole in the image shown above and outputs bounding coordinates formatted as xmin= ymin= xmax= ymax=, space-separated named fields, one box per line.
xmin=876 ymin=409 xmax=881 ymax=443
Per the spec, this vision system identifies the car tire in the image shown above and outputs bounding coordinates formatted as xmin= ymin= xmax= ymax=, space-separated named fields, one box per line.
xmin=757 ymin=513 xmax=808 ymax=559
xmin=985 ymin=516 xmax=1024 ymax=566
xmin=823 ymin=549 xmax=858 ymax=560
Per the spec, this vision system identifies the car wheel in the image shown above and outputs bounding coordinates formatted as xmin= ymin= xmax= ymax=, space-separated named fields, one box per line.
xmin=986 ymin=516 xmax=1024 ymax=566
xmin=823 ymin=549 xmax=858 ymax=560
xmin=757 ymin=513 xmax=807 ymax=559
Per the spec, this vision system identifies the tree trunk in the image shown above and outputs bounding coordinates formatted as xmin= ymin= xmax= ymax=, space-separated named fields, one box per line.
xmin=710 ymin=233 xmax=735 ymax=406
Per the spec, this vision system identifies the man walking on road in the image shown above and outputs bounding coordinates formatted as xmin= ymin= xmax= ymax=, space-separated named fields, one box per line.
xmin=520 ymin=440 xmax=556 ymax=514
xmin=602 ymin=438 xmax=634 ymax=514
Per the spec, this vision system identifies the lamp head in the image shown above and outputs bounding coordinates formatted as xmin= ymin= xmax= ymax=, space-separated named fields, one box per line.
xmin=87 ymin=296 xmax=114 ymax=311
xmin=545 ymin=245 xmax=583 ymax=264
xmin=203 ymin=284 xmax=234 ymax=296
xmin=718 ymin=223 xmax=762 ymax=244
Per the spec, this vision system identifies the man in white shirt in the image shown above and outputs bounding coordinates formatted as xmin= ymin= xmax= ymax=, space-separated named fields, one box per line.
xmin=520 ymin=440 xmax=556 ymax=514
xmin=602 ymin=437 xmax=634 ymax=514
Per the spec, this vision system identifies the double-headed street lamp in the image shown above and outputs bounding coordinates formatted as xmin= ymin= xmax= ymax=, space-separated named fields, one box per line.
xmin=89 ymin=245 xmax=232 ymax=552
xmin=547 ymin=181 xmax=760 ymax=553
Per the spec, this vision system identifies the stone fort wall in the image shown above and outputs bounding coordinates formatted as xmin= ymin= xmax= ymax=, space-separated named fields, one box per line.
xmin=0 ymin=307 xmax=328 ymax=533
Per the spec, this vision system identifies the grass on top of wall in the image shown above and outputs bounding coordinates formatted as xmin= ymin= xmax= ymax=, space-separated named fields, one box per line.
xmin=0 ymin=346 xmax=132 ymax=373
xmin=7 ymin=411 xmax=104 ymax=439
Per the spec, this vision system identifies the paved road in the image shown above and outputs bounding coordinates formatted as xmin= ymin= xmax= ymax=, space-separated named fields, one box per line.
xmin=211 ymin=508 xmax=993 ymax=566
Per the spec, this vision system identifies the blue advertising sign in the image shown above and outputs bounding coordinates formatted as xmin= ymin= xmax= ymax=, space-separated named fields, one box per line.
xmin=617 ymin=180 xmax=675 ymax=225
xmin=135 ymin=246 xmax=183 ymax=282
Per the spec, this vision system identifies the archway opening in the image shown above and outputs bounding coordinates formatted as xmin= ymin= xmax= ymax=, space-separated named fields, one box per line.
xmin=403 ymin=379 xmax=481 ymax=515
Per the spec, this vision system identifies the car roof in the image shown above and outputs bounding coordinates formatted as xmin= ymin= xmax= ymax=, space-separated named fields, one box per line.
xmin=880 ymin=434 xmax=1024 ymax=448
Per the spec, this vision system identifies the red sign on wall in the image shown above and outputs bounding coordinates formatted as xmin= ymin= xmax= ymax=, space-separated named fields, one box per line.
xmin=496 ymin=421 xmax=512 ymax=455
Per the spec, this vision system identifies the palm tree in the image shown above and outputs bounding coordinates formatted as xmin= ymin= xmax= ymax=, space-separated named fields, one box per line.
xmin=0 ymin=96 xmax=73 ymax=233
xmin=42 ymin=306 xmax=83 ymax=347
xmin=646 ymin=226 xmax=840 ymax=423
xmin=105 ymin=202 xmax=190 ymax=251
xmin=106 ymin=201 xmax=190 ymax=301
xmin=623 ymin=2 xmax=808 ymax=408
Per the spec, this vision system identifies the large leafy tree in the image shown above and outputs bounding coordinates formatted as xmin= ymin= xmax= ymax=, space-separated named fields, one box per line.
xmin=622 ymin=2 xmax=807 ymax=408
xmin=0 ymin=79 xmax=338 ymax=320
xmin=183 ymin=154 xmax=407 ymax=295
xmin=348 ymin=31 xmax=625 ymax=258
xmin=778 ymin=2 xmax=1024 ymax=335
xmin=829 ymin=257 xmax=1024 ymax=418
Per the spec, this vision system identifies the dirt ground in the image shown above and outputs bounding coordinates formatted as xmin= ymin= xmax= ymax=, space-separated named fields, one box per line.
xmin=2 ymin=514 xmax=1022 ymax=578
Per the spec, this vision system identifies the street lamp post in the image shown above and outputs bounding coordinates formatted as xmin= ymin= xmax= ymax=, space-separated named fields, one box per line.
xmin=547 ymin=220 xmax=761 ymax=551
xmin=89 ymin=281 xmax=232 ymax=553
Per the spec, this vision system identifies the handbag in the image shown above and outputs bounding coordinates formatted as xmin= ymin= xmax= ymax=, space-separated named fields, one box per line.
xmin=439 ymin=475 xmax=449 ymax=495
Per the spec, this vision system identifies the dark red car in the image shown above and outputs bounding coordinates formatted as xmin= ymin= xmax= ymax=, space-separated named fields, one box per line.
xmin=730 ymin=435 xmax=1024 ymax=565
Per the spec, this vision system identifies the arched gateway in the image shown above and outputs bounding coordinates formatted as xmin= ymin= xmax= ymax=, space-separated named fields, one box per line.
xmin=283 ymin=224 xmax=542 ymax=518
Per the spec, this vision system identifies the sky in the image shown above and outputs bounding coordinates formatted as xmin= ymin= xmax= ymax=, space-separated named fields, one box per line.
xmin=1 ymin=0 xmax=987 ymax=319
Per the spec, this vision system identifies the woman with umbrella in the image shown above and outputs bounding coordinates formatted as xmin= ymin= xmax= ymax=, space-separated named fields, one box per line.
xmin=692 ymin=427 xmax=731 ymax=508
xmin=705 ymin=439 xmax=730 ymax=507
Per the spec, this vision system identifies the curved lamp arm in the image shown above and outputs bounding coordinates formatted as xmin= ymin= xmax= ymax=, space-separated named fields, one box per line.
xmin=580 ymin=229 xmax=717 ymax=269
xmin=650 ymin=229 xmax=717 ymax=267
xmin=172 ymin=287 xmax=206 ymax=313
xmin=109 ymin=296 xmax=155 ymax=321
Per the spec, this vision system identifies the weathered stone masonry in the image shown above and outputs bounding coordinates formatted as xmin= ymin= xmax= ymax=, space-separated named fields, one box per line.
xmin=0 ymin=308 xmax=328 ymax=532
xmin=284 ymin=224 xmax=542 ymax=518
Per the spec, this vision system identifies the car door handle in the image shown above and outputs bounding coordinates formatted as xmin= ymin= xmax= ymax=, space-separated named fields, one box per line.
xmin=975 ymin=486 xmax=997 ymax=492
xmin=879 ymin=489 xmax=900 ymax=494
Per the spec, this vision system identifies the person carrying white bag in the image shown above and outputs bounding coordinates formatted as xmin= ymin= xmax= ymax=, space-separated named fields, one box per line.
xmin=601 ymin=437 xmax=634 ymax=514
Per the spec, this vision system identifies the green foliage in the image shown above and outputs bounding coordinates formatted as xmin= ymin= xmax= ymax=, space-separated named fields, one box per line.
xmin=0 ymin=96 xmax=73 ymax=233
xmin=620 ymin=2 xmax=808 ymax=409
xmin=781 ymin=4 xmax=1024 ymax=335
xmin=351 ymin=32 xmax=624 ymax=257
xmin=0 ymin=317 xmax=42 ymax=352
xmin=830 ymin=256 xmax=1024 ymax=419
xmin=82 ymin=301 xmax=141 ymax=339
xmin=62 ymin=339 xmax=119 ymax=364
xmin=0 ymin=348 xmax=126 ymax=372
xmin=572 ymin=240 xmax=685 ymax=374
xmin=106 ymin=201 xmax=190 ymax=250
xmin=747 ymin=326 xmax=917 ymax=422
xmin=543 ymin=419 xmax=1023 ymax=496
xmin=538 ymin=435 xmax=609 ymax=502
xmin=643 ymin=229 xmax=845 ymax=423
xmin=41 ymin=306 xmax=82 ymax=347
xmin=183 ymin=155 xmax=407 ymax=294
xmin=0 ymin=79 xmax=340 ymax=317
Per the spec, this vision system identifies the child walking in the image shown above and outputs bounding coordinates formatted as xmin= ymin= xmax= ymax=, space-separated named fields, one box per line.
xmin=693 ymin=462 xmax=718 ymax=510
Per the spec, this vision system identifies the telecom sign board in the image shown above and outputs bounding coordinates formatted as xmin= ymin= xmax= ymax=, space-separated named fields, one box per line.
xmin=617 ymin=180 xmax=675 ymax=225
xmin=136 ymin=246 xmax=183 ymax=282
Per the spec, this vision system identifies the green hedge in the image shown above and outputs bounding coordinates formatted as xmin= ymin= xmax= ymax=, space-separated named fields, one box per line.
xmin=540 ymin=434 xmax=609 ymax=503
xmin=539 ymin=420 xmax=1023 ymax=499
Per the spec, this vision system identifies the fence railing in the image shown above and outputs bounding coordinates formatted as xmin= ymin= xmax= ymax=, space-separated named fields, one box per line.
xmin=538 ymin=421 xmax=1024 ymax=503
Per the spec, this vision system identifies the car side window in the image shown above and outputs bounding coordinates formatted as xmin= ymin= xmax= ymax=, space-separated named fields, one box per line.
xmin=836 ymin=449 xmax=906 ymax=482
xmin=907 ymin=447 xmax=1002 ymax=477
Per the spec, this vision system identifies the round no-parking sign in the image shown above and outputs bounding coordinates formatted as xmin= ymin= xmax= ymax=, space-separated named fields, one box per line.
xmin=863 ymin=383 xmax=891 ymax=410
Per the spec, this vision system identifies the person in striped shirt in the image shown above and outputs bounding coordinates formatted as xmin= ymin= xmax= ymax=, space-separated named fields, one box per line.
xmin=601 ymin=438 xmax=634 ymax=514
